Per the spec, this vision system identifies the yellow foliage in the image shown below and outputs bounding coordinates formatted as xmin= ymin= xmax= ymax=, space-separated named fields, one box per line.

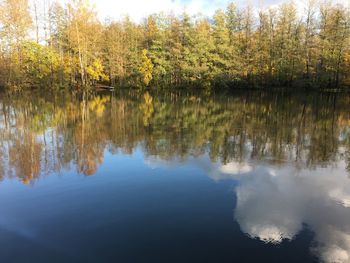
xmin=139 ymin=92 xmax=154 ymax=126
xmin=88 ymin=96 xmax=110 ymax=116
xmin=139 ymin=49 xmax=153 ymax=86
xmin=86 ymin=59 xmax=109 ymax=81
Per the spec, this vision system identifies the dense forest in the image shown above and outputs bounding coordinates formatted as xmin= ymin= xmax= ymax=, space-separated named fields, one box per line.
xmin=0 ymin=0 xmax=349 ymax=90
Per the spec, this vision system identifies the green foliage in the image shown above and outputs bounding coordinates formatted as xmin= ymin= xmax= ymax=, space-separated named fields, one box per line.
xmin=22 ymin=41 xmax=60 ymax=85
xmin=0 ymin=0 xmax=349 ymax=89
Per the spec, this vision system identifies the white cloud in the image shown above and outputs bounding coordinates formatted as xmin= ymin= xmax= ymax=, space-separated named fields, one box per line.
xmin=56 ymin=0 xmax=349 ymax=22
xmin=95 ymin=0 xmax=184 ymax=22
xmin=231 ymin=164 xmax=350 ymax=263
xmin=220 ymin=162 xmax=253 ymax=175
xmin=58 ymin=0 xmax=223 ymax=22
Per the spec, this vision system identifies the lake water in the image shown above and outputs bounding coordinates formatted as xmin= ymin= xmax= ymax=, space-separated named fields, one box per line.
xmin=0 ymin=90 xmax=350 ymax=263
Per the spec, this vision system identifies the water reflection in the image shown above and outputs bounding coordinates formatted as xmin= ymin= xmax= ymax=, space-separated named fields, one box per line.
xmin=1 ymin=90 xmax=350 ymax=262
xmin=219 ymin=163 xmax=350 ymax=263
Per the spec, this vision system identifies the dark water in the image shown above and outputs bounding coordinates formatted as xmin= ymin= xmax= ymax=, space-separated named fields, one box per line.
xmin=0 ymin=90 xmax=350 ymax=263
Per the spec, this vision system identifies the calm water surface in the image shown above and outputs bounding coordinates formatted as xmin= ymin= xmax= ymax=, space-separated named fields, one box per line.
xmin=0 ymin=90 xmax=350 ymax=263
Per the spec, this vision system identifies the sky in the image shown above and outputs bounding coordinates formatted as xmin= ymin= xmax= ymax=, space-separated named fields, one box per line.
xmin=58 ymin=0 xmax=349 ymax=22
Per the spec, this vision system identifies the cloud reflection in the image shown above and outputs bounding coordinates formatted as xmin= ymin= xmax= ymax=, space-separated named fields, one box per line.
xmin=220 ymin=162 xmax=253 ymax=175
xmin=144 ymin=153 xmax=350 ymax=262
xmin=217 ymin=161 xmax=350 ymax=263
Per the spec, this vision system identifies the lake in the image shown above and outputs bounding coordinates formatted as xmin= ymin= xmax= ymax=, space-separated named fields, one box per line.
xmin=0 ymin=89 xmax=349 ymax=263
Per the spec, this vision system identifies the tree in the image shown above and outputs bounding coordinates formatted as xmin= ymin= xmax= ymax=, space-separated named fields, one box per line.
xmin=66 ymin=0 xmax=104 ymax=85
xmin=274 ymin=2 xmax=303 ymax=85
xmin=21 ymin=41 xmax=60 ymax=86
xmin=86 ymin=58 xmax=109 ymax=82
xmin=254 ymin=9 xmax=272 ymax=86
xmin=240 ymin=5 xmax=254 ymax=84
xmin=102 ymin=21 xmax=127 ymax=86
xmin=179 ymin=12 xmax=194 ymax=84
xmin=303 ymin=0 xmax=318 ymax=84
xmin=190 ymin=18 xmax=215 ymax=85
xmin=212 ymin=9 xmax=231 ymax=79
xmin=167 ymin=16 xmax=183 ymax=85
xmin=145 ymin=14 xmax=171 ymax=85
xmin=139 ymin=49 xmax=153 ymax=86
xmin=49 ymin=1 xmax=68 ymax=86
xmin=226 ymin=3 xmax=242 ymax=79
xmin=0 ymin=0 xmax=32 ymax=86
xmin=317 ymin=3 xmax=350 ymax=87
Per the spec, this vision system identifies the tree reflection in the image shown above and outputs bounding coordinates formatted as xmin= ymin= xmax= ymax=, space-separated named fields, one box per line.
xmin=9 ymin=133 xmax=41 ymax=184
xmin=0 ymin=90 xmax=349 ymax=183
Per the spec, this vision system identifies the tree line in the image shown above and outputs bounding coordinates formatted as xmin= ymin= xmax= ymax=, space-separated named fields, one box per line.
xmin=0 ymin=0 xmax=349 ymax=90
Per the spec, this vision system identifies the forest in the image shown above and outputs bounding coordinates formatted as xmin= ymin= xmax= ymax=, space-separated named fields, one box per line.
xmin=0 ymin=0 xmax=349 ymax=90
